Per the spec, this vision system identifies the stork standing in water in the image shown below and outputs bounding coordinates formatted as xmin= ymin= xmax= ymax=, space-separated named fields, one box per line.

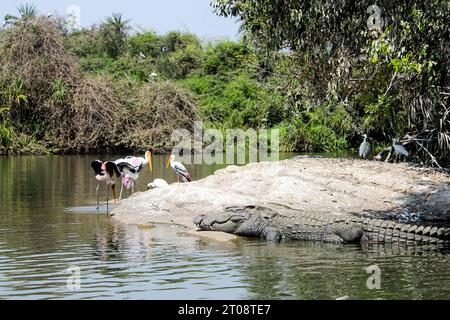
xmin=166 ymin=154 xmax=191 ymax=183
xmin=91 ymin=160 xmax=121 ymax=215
xmin=114 ymin=151 xmax=153 ymax=199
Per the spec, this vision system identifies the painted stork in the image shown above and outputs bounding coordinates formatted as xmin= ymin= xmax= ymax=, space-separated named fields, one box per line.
xmin=114 ymin=150 xmax=152 ymax=199
xmin=359 ymin=134 xmax=371 ymax=159
xmin=91 ymin=160 xmax=121 ymax=215
xmin=147 ymin=178 xmax=169 ymax=189
xmin=166 ymin=154 xmax=191 ymax=183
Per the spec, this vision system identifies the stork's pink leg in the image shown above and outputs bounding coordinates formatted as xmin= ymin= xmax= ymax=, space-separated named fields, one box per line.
xmin=119 ymin=182 xmax=124 ymax=200
xmin=96 ymin=183 xmax=100 ymax=210
xmin=106 ymin=184 xmax=109 ymax=216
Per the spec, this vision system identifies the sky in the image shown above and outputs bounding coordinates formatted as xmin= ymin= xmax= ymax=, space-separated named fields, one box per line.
xmin=0 ymin=0 xmax=241 ymax=41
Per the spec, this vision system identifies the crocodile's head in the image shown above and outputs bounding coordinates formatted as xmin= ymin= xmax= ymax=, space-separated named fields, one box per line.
xmin=193 ymin=210 xmax=250 ymax=233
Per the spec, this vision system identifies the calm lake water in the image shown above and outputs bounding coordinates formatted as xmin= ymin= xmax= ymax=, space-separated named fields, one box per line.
xmin=0 ymin=154 xmax=449 ymax=300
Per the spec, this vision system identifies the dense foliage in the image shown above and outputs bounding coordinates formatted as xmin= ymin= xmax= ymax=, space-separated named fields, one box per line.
xmin=0 ymin=2 xmax=449 ymax=167
xmin=0 ymin=16 xmax=198 ymax=154
xmin=212 ymin=0 xmax=450 ymax=166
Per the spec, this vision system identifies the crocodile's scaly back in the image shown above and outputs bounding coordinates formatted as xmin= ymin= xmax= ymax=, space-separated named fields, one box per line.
xmin=194 ymin=205 xmax=450 ymax=245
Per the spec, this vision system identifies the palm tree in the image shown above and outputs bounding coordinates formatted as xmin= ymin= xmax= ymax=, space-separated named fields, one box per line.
xmin=100 ymin=13 xmax=132 ymax=58
xmin=17 ymin=3 xmax=38 ymax=19
xmin=105 ymin=13 xmax=131 ymax=38
xmin=4 ymin=3 xmax=38 ymax=25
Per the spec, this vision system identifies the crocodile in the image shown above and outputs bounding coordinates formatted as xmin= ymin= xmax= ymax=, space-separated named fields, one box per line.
xmin=193 ymin=205 xmax=450 ymax=244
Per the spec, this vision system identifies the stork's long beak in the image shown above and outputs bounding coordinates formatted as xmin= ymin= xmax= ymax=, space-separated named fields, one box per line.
xmin=166 ymin=156 xmax=171 ymax=168
xmin=146 ymin=151 xmax=152 ymax=172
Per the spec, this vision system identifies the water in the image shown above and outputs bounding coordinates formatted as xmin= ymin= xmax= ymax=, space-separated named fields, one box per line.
xmin=0 ymin=154 xmax=449 ymax=300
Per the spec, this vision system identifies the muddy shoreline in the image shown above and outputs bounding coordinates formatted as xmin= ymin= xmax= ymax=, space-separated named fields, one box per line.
xmin=112 ymin=156 xmax=450 ymax=241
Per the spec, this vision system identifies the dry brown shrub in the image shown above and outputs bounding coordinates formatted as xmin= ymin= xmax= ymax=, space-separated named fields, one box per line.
xmin=0 ymin=17 xmax=198 ymax=153
xmin=0 ymin=17 xmax=121 ymax=151
xmin=0 ymin=18 xmax=79 ymax=100
xmin=50 ymin=77 xmax=121 ymax=152
xmin=114 ymin=81 xmax=199 ymax=152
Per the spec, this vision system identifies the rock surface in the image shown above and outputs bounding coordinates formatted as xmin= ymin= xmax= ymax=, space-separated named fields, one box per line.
xmin=112 ymin=157 xmax=450 ymax=241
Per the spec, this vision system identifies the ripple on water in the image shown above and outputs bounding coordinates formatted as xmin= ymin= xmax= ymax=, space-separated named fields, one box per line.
xmin=2 ymin=154 xmax=450 ymax=299
xmin=1 ymin=216 xmax=450 ymax=299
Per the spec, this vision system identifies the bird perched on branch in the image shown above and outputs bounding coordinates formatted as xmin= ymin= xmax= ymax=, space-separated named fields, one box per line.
xmin=167 ymin=154 xmax=191 ymax=183
xmin=91 ymin=160 xmax=121 ymax=215
xmin=359 ymin=134 xmax=371 ymax=159
xmin=114 ymin=151 xmax=153 ymax=199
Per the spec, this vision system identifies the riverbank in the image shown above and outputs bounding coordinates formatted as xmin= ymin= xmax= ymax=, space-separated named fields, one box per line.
xmin=2 ymin=16 xmax=449 ymax=166
xmin=112 ymin=156 xmax=450 ymax=241
xmin=2 ymin=154 xmax=449 ymax=299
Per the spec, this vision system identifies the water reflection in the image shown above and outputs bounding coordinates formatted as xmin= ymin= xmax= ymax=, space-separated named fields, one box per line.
xmin=231 ymin=240 xmax=450 ymax=300
xmin=0 ymin=154 xmax=449 ymax=299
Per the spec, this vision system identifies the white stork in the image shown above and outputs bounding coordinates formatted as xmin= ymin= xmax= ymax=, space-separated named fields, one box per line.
xmin=114 ymin=151 xmax=152 ymax=199
xmin=91 ymin=160 xmax=121 ymax=215
xmin=392 ymin=138 xmax=409 ymax=159
xmin=359 ymin=134 xmax=371 ymax=159
xmin=147 ymin=178 xmax=169 ymax=189
xmin=166 ymin=154 xmax=191 ymax=183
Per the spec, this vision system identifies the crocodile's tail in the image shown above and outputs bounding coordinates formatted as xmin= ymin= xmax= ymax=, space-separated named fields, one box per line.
xmin=360 ymin=218 xmax=450 ymax=244
xmin=273 ymin=213 xmax=450 ymax=244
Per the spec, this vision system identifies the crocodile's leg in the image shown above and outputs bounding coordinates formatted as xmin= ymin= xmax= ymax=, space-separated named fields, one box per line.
xmin=281 ymin=228 xmax=345 ymax=243
xmin=312 ymin=232 xmax=344 ymax=244
xmin=329 ymin=224 xmax=364 ymax=243
xmin=282 ymin=222 xmax=361 ymax=243
xmin=263 ymin=227 xmax=282 ymax=241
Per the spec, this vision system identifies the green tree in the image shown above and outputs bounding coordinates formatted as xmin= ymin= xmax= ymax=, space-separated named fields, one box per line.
xmin=99 ymin=13 xmax=131 ymax=58
xmin=105 ymin=13 xmax=131 ymax=38
xmin=127 ymin=31 xmax=161 ymax=58
xmin=4 ymin=3 xmax=38 ymax=25
xmin=212 ymin=0 xmax=450 ymax=166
